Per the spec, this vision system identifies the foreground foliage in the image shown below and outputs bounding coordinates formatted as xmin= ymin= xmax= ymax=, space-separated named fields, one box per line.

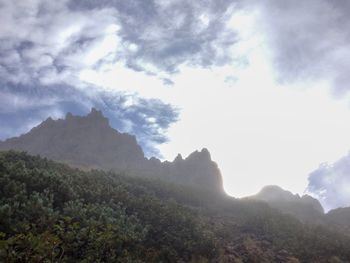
xmin=0 ymin=151 xmax=349 ymax=262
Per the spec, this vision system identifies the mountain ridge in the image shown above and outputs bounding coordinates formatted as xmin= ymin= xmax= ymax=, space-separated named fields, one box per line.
xmin=2 ymin=108 xmax=350 ymax=232
xmin=0 ymin=108 xmax=223 ymax=193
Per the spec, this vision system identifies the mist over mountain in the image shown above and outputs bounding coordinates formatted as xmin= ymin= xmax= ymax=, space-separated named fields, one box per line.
xmin=248 ymin=185 xmax=324 ymax=224
xmin=1 ymin=108 xmax=349 ymax=219
xmin=2 ymin=109 xmax=350 ymax=261
xmin=255 ymin=185 xmax=324 ymax=213
xmin=247 ymin=185 xmax=350 ymax=235
xmin=0 ymin=108 xmax=223 ymax=193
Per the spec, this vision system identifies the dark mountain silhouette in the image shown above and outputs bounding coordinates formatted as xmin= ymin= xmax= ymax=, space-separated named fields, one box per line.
xmin=248 ymin=185 xmax=324 ymax=223
xmin=0 ymin=108 xmax=223 ymax=192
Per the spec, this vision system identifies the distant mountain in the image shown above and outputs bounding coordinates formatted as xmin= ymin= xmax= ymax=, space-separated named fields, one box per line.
xmin=248 ymin=185 xmax=324 ymax=223
xmin=0 ymin=108 xmax=223 ymax=192
xmin=247 ymin=185 xmax=350 ymax=236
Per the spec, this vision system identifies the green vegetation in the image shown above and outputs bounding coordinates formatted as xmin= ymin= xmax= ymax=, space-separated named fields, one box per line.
xmin=1 ymin=151 xmax=350 ymax=262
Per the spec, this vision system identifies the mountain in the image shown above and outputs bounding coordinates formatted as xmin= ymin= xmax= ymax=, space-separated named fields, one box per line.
xmin=249 ymin=185 xmax=324 ymax=223
xmin=0 ymin=108 xmax=223 ymax=193
xmin=1 ymin=151 xmax=350 ymax=262
xmin=326 ymin=207 xmax=350 ymax=234
xmin=248 ymin=185 xmax=350 ymax=236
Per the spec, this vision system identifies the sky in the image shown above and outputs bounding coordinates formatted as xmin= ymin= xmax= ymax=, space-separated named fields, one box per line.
xmin=1 ymin=0 xmax=350 ymax=210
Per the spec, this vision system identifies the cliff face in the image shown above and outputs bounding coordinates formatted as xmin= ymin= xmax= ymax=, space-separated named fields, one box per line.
xmin=162 ymin=149 xmax=223 ymax=192
xmin=0 ymin=108 xmax=146 ymax=171
xmin=0 ymin=108 xmax=223 ymax=193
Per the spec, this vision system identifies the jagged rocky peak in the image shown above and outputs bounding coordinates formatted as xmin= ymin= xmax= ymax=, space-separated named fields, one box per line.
xmin=81 ymin=108 xmax=109 ymax=126
xmin=87 ymin=107 xmax=105 ymax=119
xmin=186 ymin=148 xmax=211 ymax=161
xmin=45 ymin=116 xmax=55 ymax=122
xmin=165 ymin=148 xmax=223 ymax=192
xmin=38 ymin=108 xmax=109 ymax=129
xmin=200 ymin=147 xmax=211 ymax=157
xmin=0 ymin=108 xmax=145 ymax=169
xmin=36 ymin=116 xmax=55 ymax=128
xmin=61 ymin=108 xmax=110 ymax=126
xmin=174 ymin=153 xmax=183 ymax=162
xmin=0 ymin=108 xmax=224 ymax=193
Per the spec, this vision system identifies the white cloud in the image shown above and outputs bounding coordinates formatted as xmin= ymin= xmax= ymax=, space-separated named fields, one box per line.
xmin=308 ymin=154 xmax=350 ymax=211
xmin=249 ymin=0 xmax=350 ymax=96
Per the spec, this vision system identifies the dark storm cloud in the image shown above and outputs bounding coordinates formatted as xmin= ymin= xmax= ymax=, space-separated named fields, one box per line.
xmin=252 ymin=0 xmax=350 ymax=96
xmin=0 ymin=0 xmax=194 ymax=155
xmin=0 ymin=0 xmax=240 ymax=86
xmin=307 ymin=154 xmax=350 ymax=211
xmin=68 ymin=0 xmax=239 ymax=74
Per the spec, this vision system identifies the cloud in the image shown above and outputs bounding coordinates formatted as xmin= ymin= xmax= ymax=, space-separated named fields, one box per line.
xmin=0 ymin=0 xmax=241 ymax=87
xmin=100 ymin=94 xmax=179 ymax=157
xmin=0 ymin=0 xmax=119 ymax=86
xmin=307 ymin=153 xmax=350 ymax=211
xmin=68 ymin=0 xmax=240 ymax=75
xmin=249 ymin=0 xmax=350 ymax=96
xmin=0 ymin=0 xmax=192 ymax=156
xmin=4 ymin=0 xmax=350 ymax=104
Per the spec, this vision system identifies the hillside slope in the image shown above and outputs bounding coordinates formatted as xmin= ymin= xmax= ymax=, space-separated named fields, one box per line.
xmin=1 ymin=151 xmax=350 ymax=262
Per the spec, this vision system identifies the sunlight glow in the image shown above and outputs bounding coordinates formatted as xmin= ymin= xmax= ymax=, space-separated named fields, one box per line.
xmin=77 ymin=12 xmax=350 ymax=198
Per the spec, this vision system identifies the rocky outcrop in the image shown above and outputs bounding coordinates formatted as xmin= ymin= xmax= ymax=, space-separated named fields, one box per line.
xmin=0 ymin=108 xmax=145 ymax=171
xmin=0 ymin=108 xmax=223 ymax=193
xmin=162 ymin=148 xmax=223 ymax=192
